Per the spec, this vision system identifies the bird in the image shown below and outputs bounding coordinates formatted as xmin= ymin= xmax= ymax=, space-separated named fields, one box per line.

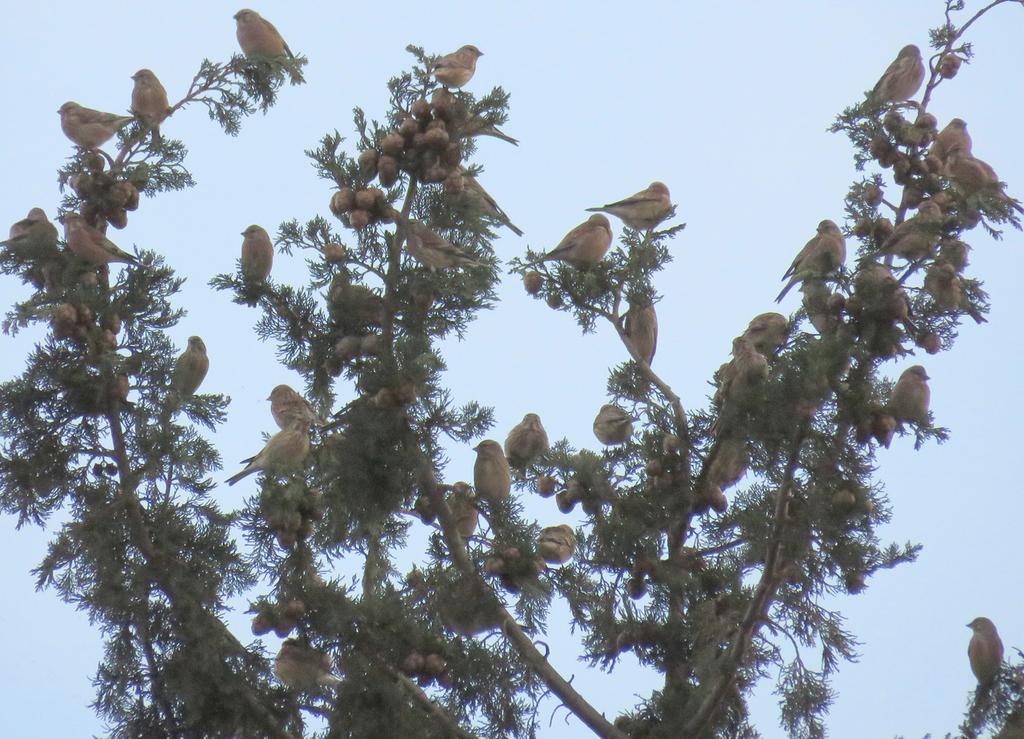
xmin=623 ymin=301 xmax=658 ymax=365
xmin=448 ymin=485 xmax=479 ymax=538
xmin=434 ymin=45 xmax=483 ymax=88
xmin=533 ymin=214 xmax=612 ymax=269
xmin=234 ymin=9 xmax=293 ymax=58
xmin=967 ymin=617 xmax=1004 ymax=685
xmin=58 ymin=102 xmax=133 ymax=149
xmin=740 ymin=313 xmax=788 ymax=356
xmin=130 ymin=69 xmax=171 ymax=141
xmin=226 ymin=426 xmax=310 ymax=485
xmin=460 ymin=120 xmax=519 ymax=146
xmin=944 ymin=147 xmax=1023 ymax=212
xmin=881 ymin=200 xmax=943 ymax=261
xmin=930 ymin=118 xmax=971 ymax=162
xmin=537 ymin=524 xmax=577 ymax=565
xmin=924 ymin=262 xmax=963 ymax=311
xmin=269 ymin=384 xmax=325 ymax=429
xmin=504 ymin=413 xmax=549 ymax=467
xmin=240 ymin=225 xmax=273 ymax=281
xmin=473 ymin=440 xmax=511 ymax=503
xmin=889 ymin=365 xmax=930 ymax=425
xmin=404 ymin=219 xmax=484 ymax=270
xmin=853 ymin=262 xmax=910 ymax=322
xmin=2 ymin=208 xmax=59 ymax=251
xmin=586 ymin=182 xmax=672 ymax=232
xmin=62 ymin=213 xmax=139 ymax=265
xmin=592 ymin=404 xmax=634 ymax=446
xmin=274 ymin=639 xmax=340 ymax=690
xmin=776 ymin=220 xmax=846 ymax=302
xmin=714 ymin=337 xmax=769 ymax=408
xmin=171 ymin=336 xmax=209 ymax=396
xmin=868 ymin=44 xmax=925 ymax=104
xmin=327 ymin=275 xmax=385 ymax=327
xmin=459 ymin=170 xmax=523 ymax=236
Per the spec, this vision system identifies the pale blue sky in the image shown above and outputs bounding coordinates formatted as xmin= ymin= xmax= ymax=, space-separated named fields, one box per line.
xmin=1 ymin=1 xmax=1022 ymax=736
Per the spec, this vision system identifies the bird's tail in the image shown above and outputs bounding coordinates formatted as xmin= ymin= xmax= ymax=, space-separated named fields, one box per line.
xmin=775 ymin=276 xmax=799 ymax=303
xmin=504 ymin=220 xmax=524 ymax=237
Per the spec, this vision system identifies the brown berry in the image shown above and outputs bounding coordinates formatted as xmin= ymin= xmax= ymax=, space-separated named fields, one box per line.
xmin=845 ymin=572 xmax=866 ymax=594
xmin=423 ymin=128 xmax=449 ymax=149
xmin=358 ymin=148 xmax=380 ymax=174
xmin=903 ymin=187 xmax=923 ymax=210
xmin=484 ymin=556 xmax=505 ymax=575
xmin=354 ymin=189 xmax=376 ymax=211
xmin=330 ymin=188 xmax=355 ymax=216
xmin=411 ymin=98 xmax=431 ymax=121
xmin=110 ymin=375 xmax=130 ymax=402
xmin=626 ymin=577 xmax=647 ymax=600
xmin=106 ymin=208 xmax=128 ymax=230
xmin=335 ymin=335 xmax=362 ymax=361
xmin=915 ymin=112 xmax=938 ymax=132
xmin=523 ymin=271 xmax=543 ymax=295
xmin=938 ymin=55 xmax=961 ymax=79
xmin=545 ymin=292 xmax=563 ymax=310
xmin=918 ymin=331 xmax=942 ymax=355
xmin=360 ymin=334 xmax=381 ymax=356
xmin=869 ymin=134 xmax=893 ymax=160
xmin=863 ymin=184 xmax=883 ymax=207
xmin=402 ymin=652 xmax=425 ymax=675
xmin=441 ymin=143 xmax=463 ymax=168
xmin=52 ymin=303 xmax=78 ymax=339
xmin=555 ymin=490 xmax=577 ymax=513
xmin=251 ymin=613 xmax=274 ymax=636
xmin=273 ymin=618 xmax=296 ymax=638
xmin=324 ymin=243 xmax=347 ymax=262
xmin=377 ymin=156 xmax=399 ymax=187
xmin=399 ymin=117 xmax=420 ymax=140
xmin=872 ymin=218 xmax=894 ymax=242
xmin=536 ymin=475 xmax=557 ymax=498
xmin=873 ymin=414 xmax=897 ymax=448
xmin=283 ymin=599 xmax=306 ymax=620
xmin=348 ymin=209 xmax=372 ymax=230
xmin=831 ymin=489 xmax=857 ymax=508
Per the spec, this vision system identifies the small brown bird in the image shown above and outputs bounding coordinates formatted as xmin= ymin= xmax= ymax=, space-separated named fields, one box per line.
xmin=740 ymin=312 xmax=788 ymax=356
xmin=537 ymin=524 xmax=577 ymax=565
xmin=889 ymin=365 xmax=930 ymax=425
xmin=405 ymin=219 xmax=484 ymax=270
xmin=869 ymin=44 xmax=925 ymax=104
xmin=130 ymin=69 xmax=171 ymax=140
xmin=854 ymin=262 xmax=910 ymax=322
xmin=2 ymin=208 xmax=58 ymax=250
xmin=776 ymin=220 xmax=846 ymax=302
xmin=535 ymin=214 xmax=612 ymax=268
xmin=504 ymin=413 xmax=549 ymax=467
xmin=62 ymin=213 xmax=139 ymax=265
xmin=708 ymin=437 xmax=750 ymax=491
xmin=623 ymin=301 xmax=658 ymax=365
xmin=327 ymin=275 xmax=385 ymax=326
xmin=592 ymin=404 xmax=634 ymax=446
xmin=274 ymin=639 xmax=340 ymax=690
xmin=226 ymin=426 xmax=310 ymax=485
xmin=448 ymin=485 xmax=479 ymax=538
xmin=473 ymin=440 xmax=511 ymax=503
xmin=460 ymin=120 xmax=519 ymax=146
xmin=967 ymin=617 xmax=1004 ymax=685
xmin=234 ymin=9 xmax=293 ymax=58
xmin=172 ymin=336 xmax=209 ymax=396
xmin=586 ymin=182 xmax=672 ymax=232
xmin=241 ymin=225 xmax=273 ymax=281
xmin=269 ymin=384 xmax=325 ymax=429
xmin=714 ymin=337 xmax=769 ymax=407
xmin=459 ymin=170 xmax=524 ymax=236
xmin=58 ymin=102 xmax=133 ymax=149
xmin=944 ymin=148 xmax=1023 ymax=213
xmin=930 ymin=118 xmax=971 ymax=162
xmin=881 ymin=200 xmax=943 ymax=261
xmin=434 ymin=45 xmax=483 ymax=88
xmin=924 ymin=262 xmax=963 ymax=311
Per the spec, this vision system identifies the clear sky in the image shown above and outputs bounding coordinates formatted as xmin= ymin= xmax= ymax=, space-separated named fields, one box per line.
xmin=1 ymin=1 xmax=1022 ymax=736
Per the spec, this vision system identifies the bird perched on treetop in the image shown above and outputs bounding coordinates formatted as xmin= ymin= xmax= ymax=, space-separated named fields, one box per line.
xmin=131 ymin=69 xmax=171 ymax=141
xmin=2 ymin=208 xmax=59 ymax=252
xmin=434 ymin=45 xmax=483 ymax=88
xmin=172 ymin=336 xmax=209 ymax=397
xmin=592 ymin=405 xmax=634 ymax=446
xmin=586 ymin=182 xmax=672 ymax=232
xmin=226 ymin=426 xmax=310 ymax=485
xmin=868 ymin=45 xmax=925 ymax=104
xmin=269 ymin=384 xmax=325 ymax=429
xmin=740 ymin=312 xmax=788 ymax=356
xmin=234 ymin=9 xmax=293 ymax=58
xmin=62 ymin=213 xmax=140 ymax=266
xmin=930 ymin=118 xmax=972 ymax=163
xmin=967 ymin=617 xmax=1004 ymax=685
xmin=58 ymin=102 xmax=133 ymax=150
xmin=532 ymin=214 xmax=612 ymax=269
xmin=776 ymin=220 xmax=846 ymax=302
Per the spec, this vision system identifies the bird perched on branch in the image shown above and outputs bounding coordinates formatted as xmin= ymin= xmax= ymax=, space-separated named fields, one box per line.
xmin=234 ymin=9 xmax=293 ymax=58
xmin=58 ymin=102 xmax=133 ymax=149
xmin=967 ymin=617 xmax=1003 ymax=686
xmin=532 ymin=214 xmax=612 ymax=268
xmin=739 ymin=312 xmax=788 ymax=356
xmin=240 ymin=225 xmax=273 ymax=281
xmin=881 ymin=200 xmax=943 ymax=261
xmin=593 ymin=405 xmax=634 ymax=445
xmin=269 ymin=384 xmax=325 ymax=429
xmin=889 ymin=365 xmax=930 ymax=425
xmin=274 ymin=639 xmax=340 ymax=689
xmin=404 ymin=219 xmax=484 ymax=270
xmin=131 ymin=69 xmax=171 ymax=141
xmin=504 ymin=413 xmax=549 ymax=468
xmin=2 ymin=208 xmax=58 ymax=251
xmin=62 ymin=213 xmax=140 ymax=265
xmin=868 ymin=45 xmax=924 ymax=104
xmin=930 ymin=118 xmax=971 ymax=163
xmin=776 ymin=220 xmax=846 ymax=302
xmin=459 ymin=169 xmax=524 ymax=236
xmin=226 ymin=426 xmax=310 ymax=485
xmin=434 ymin=45 xmax=483 ymax=88
xmin=623 ymin=301 xmax=658 ymax=365
xmin=473 ymin=440 xmax=511 ymax=502
xmin=172 ymin=336 xmax=209 ymax=397
xmin=586 ymin=182 xmax=672 ymax=232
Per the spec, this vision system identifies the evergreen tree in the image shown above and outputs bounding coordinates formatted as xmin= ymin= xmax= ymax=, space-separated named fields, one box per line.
xmin=1 ymin=2 xmax=1022 ymax=737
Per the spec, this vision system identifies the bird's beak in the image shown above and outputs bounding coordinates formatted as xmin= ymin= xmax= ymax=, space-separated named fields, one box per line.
xmin=240 ymin=231 xmax=246 ymax=236
xmin=266 ymin=395 xmax=272 ymax=401
xmin=472 ymin=444 xmax=480 ymax=452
